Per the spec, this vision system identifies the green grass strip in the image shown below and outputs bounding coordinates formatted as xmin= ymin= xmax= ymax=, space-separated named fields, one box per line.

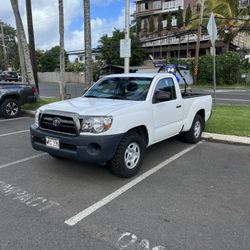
xmin=205 ymin=104 xmax=250 ymax=137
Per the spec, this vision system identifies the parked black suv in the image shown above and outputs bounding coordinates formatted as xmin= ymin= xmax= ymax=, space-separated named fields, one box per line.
xmin=1 ymin=71 xmax=19 ymax=82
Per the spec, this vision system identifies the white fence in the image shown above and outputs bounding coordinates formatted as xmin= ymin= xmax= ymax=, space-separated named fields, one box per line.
xmin=38 ymin=72 xmax=85 ymax=84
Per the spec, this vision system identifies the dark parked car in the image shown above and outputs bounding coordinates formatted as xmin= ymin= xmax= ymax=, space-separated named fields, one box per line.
xmin=1 ymin=71 xmax=19 ymax=82
xmin=0 ymin=83 xmax=37 ymax=118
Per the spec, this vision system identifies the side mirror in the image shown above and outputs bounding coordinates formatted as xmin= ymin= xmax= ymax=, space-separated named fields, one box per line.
xmin=153 ymin=90 xmax=171 ymax=103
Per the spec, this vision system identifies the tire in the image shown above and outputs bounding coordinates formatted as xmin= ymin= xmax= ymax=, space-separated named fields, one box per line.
xmin=109 ymin=131 xmax=145 ymax=178
xmin=183 ymin=114 xmax=204 ymax=144
xmin=0 ymin=98 xmax=20 ymax=118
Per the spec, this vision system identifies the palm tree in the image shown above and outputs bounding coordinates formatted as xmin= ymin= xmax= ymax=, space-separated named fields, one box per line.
xmin=58 ymin=0 xmax=66 ymax=100
xmin=210 ymin=0 xmax=250 ymax=51
xmin=11 ymin=0 xmax=34 ymax=84
xmin=83 ymin=0 xmax=93 ymax=88
xmin=26 ymin=0 xmax=39 ymax=93
xmin=190 ymin=0 xmax=250 ymax=52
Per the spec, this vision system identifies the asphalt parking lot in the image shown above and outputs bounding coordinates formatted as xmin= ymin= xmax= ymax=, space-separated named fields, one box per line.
xmin=0 ymin=116 xmax=250 ymax=250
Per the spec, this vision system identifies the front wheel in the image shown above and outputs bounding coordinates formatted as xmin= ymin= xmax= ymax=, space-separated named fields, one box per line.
xmin=0 ymin=98 xmax=20 ymax=118
xmin=183 ymin=114 xmax=204 ymax=144
xmin=109 ymin=131 xmax=145 ymax=178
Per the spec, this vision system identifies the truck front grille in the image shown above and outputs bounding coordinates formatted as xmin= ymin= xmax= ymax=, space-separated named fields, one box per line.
xmin=40 ymin=113 xmax=77 ymax=135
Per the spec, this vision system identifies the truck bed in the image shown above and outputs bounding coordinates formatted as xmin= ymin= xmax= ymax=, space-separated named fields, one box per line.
xmin=181 ymin=91 xmax=210 ymax=99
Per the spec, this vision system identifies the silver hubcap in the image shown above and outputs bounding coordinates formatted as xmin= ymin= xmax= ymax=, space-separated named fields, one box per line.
xmin=194 ymin=120 xmax=201 ymax=138
xmin=6 ymin=102 xmax=18 ymax=116
xmin=124 ymin=142 xmax=140 ymax=169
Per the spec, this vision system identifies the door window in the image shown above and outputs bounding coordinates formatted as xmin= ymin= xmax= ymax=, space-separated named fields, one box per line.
xmin=153 ymin=78 xmax=176 ymax=103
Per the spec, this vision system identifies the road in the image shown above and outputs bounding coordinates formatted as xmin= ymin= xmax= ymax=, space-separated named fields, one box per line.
xmin=38 ymin=82 xmax=250 ymax=105
xmin=0 ymin=116 xmax=250 ymax=249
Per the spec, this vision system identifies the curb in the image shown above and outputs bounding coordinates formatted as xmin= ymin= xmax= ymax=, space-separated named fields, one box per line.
xmin=202 ymin=132 xmax=250 ymax=145
xmin=22 ymin=110 xmax=35 ymax=116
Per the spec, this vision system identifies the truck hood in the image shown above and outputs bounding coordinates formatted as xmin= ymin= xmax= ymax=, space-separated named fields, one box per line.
xmin=39 ymin=97 xmax=140 ymax=116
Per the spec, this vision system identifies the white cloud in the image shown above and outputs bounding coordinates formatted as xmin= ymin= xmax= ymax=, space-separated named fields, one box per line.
xmin=0 ymin=0 xmax=135 ymax=51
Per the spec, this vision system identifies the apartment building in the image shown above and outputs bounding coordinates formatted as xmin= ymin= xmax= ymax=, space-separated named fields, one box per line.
xmin=134 ymin=0 xmax=241 ymax=60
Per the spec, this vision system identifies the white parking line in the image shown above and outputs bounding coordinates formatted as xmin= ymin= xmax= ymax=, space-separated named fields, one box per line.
xmin=0 ymin=130 xmax=29 ymax=137
xmin=0 ymin=117 xmax=31 ymax=122
xmin=217 ymin=98 xmax=250 ymax=102
xmin=0 ymin=153 xmax=47 ymax=170
xmin=64 ymin=143 xmax=201 ymax=226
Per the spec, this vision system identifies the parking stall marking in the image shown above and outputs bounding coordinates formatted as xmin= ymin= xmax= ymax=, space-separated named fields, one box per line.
xmin=0 ymin=153 xmax=47 ymax=170
xmin=65 ymin=142 xmax=201 ymax=226
xmin=0 ymin=129 xmax=29 ymax=137
xmin=0 ymin=180 xmax=60 ymax=212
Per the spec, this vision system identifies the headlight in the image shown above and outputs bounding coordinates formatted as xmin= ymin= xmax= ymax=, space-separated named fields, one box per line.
xmin=35 ymin=110 xmax=40 ymax=126
xmin=81 ymin=116 xmax=113 ymax=134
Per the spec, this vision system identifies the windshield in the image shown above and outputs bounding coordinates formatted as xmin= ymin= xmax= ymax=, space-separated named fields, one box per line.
xmin=84 ymin=77 xmax=152 ymax=101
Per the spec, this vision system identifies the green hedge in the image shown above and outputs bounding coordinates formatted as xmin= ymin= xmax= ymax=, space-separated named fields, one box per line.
xmin=166 ymin=52 xmax=248 ymax=85
xmin=199 ymin=52 xmax=241 ymax=85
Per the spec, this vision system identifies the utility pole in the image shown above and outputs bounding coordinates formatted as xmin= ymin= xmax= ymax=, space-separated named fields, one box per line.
xmin=124 ymin=0 xmax=130 ymax=73
xmin=26 ymin=0 xmax=39 ymax=93
xmin=193 ymin=0 xmax=204 ymax=85
xmin=58 ymin=0 xmax=66 ymax=100
xmin=84 ymin=0 xmax=93 ymax=88
xmin=0 ymin=23 xmax=7 ymax=69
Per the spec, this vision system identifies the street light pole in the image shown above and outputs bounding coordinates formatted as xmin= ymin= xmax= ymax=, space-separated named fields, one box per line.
xmin=193 ymin=0 xmax=204 ymax=85
xmin=124 ymin=0 xmax=130 ymax=74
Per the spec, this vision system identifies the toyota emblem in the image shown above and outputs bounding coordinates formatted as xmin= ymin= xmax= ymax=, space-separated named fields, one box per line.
xmin=52 ymin=118 xmax=61 ymax=127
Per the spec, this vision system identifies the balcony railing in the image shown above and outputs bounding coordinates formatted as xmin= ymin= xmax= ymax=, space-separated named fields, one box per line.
xmin=162 ymin=0 xmax=183 ymax=11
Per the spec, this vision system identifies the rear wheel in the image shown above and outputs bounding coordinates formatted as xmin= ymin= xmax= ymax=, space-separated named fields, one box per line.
xmin=183 ymin=114 xmax=204 ymax=143
xmin=0 ymin=98 xmax=20 ymax=118
xmin=109 ymin=131 xmax=145 ymax=178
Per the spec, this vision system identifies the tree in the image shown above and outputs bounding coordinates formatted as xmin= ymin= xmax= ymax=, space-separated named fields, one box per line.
xmin=83 ymin=0 xmax=93 ymax=88
xmin=99 ymin=29 xmax=145 ymax=66
xmin=36 ymin=46 xmax=68 ymax=72
xmin=189 ymin=0 xmax=250 ymax=52
xmin=0 ymin=21 xmax=19 ymax=70
xmin=26 ymin=0 xmax=39 ymax=93
xmin=58 ymin=0 xmax=66 ymax=100
xmin=177 ymin=6 xmax=184 ymax=28
xmin=185 ymin=4 xmax=192 ymax=26
xmin=167 ymin=13 xmax=172 ymax=30
xmin=10 ymin=0 xmax=34 ymax=84
xmin=158 ymin=14 xmax=163 ymax=33
xmin=149 ymin=16 xmax=154 ymax=33
xmin=136 ymin=17 xmax=141 ymax=34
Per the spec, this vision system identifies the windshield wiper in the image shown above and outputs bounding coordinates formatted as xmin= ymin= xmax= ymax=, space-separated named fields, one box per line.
xmin=104 ymin=96 xmax=126 ymax=100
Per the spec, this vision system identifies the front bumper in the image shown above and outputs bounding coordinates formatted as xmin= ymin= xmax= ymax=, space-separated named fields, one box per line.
xmin=30 ymin=124 xmax=123 ymax=162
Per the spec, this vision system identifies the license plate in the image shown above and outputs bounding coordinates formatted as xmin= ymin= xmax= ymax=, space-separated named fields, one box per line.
xmin=45 ymin=137 xmax=60 ymax=149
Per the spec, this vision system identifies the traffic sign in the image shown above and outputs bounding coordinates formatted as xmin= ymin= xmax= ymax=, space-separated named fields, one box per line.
xmin=207 ymin=12 xmax=217 ymax=47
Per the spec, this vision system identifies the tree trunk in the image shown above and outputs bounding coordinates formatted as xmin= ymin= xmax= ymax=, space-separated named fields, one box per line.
xmin=10 ymin=0 xmax=34 ymax=84
xmin=225 ymin=40 xmax=230 ymax=52
xmin=58 ymin=0 xmax=66 ymax=100
xmin=26 ymin=0 xmax=39 ymax=93
xmin=83 ymin=0 xmax=93 ymax=88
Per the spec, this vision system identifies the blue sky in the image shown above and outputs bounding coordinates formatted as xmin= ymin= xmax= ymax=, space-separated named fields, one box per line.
xmin=0 ymin=0 xmax=135 ymax=51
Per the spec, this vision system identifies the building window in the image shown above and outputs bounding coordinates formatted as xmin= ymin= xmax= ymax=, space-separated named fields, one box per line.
xmin=153 ymin=1 xmax=161 ymax=10
xmin=162 ymin=20 xmax=167 ymax=28
xmin=141 ymin=2 xmax=148 ymax=11
xmin=79 ymin=56 xmax=83 ymax=61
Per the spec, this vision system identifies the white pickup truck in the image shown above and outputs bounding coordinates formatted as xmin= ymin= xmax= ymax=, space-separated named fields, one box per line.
xmin=30 ymin=73 xmax=212 ymax=177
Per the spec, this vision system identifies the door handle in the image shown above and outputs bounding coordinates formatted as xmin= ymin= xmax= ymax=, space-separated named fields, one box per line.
xmin=176 ymin=105 xmax=182 ymax=108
